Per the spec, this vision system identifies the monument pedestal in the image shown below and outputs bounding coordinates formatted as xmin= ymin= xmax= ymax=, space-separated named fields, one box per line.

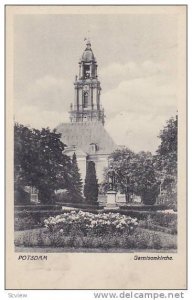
xmin=104 ymin=190 xmax=118 ymax=209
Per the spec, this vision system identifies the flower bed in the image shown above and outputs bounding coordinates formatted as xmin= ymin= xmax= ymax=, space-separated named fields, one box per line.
xmin=44 ymin=210 xmax=138 ymax=237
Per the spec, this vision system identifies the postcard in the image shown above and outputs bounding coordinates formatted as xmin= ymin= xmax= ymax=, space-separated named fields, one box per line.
xmin=5 ymin=5 xmax=187 ymax=289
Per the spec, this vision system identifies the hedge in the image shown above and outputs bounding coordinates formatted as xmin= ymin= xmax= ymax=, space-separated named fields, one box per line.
xmin=15 ymin=204 xmax=62 ymax=212
xmin=119 ymin=204 xmax=168 ymax=211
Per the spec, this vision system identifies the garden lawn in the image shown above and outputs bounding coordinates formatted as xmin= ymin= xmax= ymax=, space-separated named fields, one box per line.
xmin=14 ymin=227 xmax=177 ymax=252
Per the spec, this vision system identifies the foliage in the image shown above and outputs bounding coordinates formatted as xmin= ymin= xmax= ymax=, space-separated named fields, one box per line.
xmin=108 ymin=148 xmax=135 ymax=201
xmin=14 ymin=215 xmax=42 ymax=231
xmin=14 ymin=123 xmax=72 ymax=204
xmin=156 ymin=115 xmax=177 ymax=176
xmin=14 ymin=185 xmax=30 ymax=205
xmin=44 ymin=211 xmax=138 ymax=236
xmin=56 ymin=202 xmax=102 ymax=210
xmin=14 ymin=209 xmax=63 ymax=231
xmin=138 ymin=212 xmax=177 ymax=235
xmin=54 ymin=191 xmax=71 ymax=203
xmin=152 ymin=211 xmax=177 ymax=228
xmin=157 ymin=193 xmax=177 ymax=211
xmin=154 ymin=115 xmax=177 ymax=206
xmin=99 ymin=168 xmax=109 ymax=195
xmin=107 ymin=148 xmax=159 ymax=204
xmin=133 ymin=151 xmax=159 ymax=204
xmin=14 ymin=204 xmax=62 ymax=212
xmin=14 ymin=226 xmax=177 ymax=250
xmin=67 ymin=152 xmax=83 ymax=202
xmin=104 ymin=115 xmax=177 ymax=207
xmin=84 ymin=161 xmax=98 ymax=203
xmin=119 ymin=204 xmax=168 ymax=211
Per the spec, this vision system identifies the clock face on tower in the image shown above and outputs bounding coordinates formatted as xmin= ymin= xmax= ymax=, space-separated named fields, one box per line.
xmin=83 ymin=85 xmax=89 ymax=92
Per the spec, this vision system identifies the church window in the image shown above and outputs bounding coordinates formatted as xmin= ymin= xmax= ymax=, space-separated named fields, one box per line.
xmin=90 ymin=143 xmax=97 ymax=153
xmin=83 ymin=91 xmax=89 ymax=108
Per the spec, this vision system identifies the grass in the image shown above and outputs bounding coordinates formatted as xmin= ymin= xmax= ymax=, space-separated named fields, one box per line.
xmin=14 ymin=227 xmax=177 ymax=251
xmin=14 ymin=209 xmax=177 ymax=252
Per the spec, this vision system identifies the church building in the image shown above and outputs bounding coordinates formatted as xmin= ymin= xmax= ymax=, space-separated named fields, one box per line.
xmin=57 ymin=40 xmax=117 ymax=185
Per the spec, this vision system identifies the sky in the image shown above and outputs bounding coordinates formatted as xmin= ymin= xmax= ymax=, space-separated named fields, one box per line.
xmin=14 ymin=11 xmax=178 ymax=153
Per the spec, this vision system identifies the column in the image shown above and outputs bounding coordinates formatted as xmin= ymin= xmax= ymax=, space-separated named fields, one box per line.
xmin=77 ymin=88 xmax=79 ymax=111
xmin=78 ymin=88 xmax=83 ymax=111
xmin=91 ymin=86 xmax=93 ymax=109
xmin=74 ymin=87 xmax=77 ymax=110
xmin=97 ymin=86 xmax=100 ymax=110
xmin=93 ymin=88 xmax=97 ymax=109
xmin=79 ymin=63 xmax=81 ymax=78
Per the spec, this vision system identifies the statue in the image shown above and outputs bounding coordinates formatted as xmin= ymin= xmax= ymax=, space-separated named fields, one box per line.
xmin=105 ymin=167 xmax=118 ymax=209
xmin=107 ymin=168 xmax=116 ymax=191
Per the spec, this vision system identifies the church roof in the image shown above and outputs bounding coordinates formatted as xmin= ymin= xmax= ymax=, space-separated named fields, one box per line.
xmin=56 ymin=121 xmax=117 ymax=155
xmin=82 ymin=49 xmax=95 ymax=62
xmin=81 ymin=40 xmax=95 ymax=62
xmin=64 ymin=147 xmax=87 ymax=157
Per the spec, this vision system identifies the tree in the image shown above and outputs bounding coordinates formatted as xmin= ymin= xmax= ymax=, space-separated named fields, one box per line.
xmin=106 ymin=148 xmax=159 ymax=204
xmin=108 ymin=148 xmax=137 ymax=202
xmin=84 ymin=161 xmax=98 ymax=203
xmin=134 ymin=152 xmax=159 ymax=205
xmin=14 ymin=123 xmax=72 ymax=204
xmin=154 ymin=115 xmax=177 ymax=207
xmin=156 ymin=115 xmax=177 ymax=175
xmin=68 ymin=152 xmax=83 ymax=202
xmin=14 ymin=123 xmax=33 ymax=189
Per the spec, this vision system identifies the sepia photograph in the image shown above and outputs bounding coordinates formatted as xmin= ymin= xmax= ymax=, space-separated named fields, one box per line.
xmin=5 ymin=5 xmax=187 ymax=289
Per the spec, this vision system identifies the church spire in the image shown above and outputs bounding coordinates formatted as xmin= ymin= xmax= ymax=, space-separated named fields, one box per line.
xmin=69 ymin=40 xmax=105 ymax=125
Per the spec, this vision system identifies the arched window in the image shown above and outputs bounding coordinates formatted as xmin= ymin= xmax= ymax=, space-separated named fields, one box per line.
xmin=84 ymin=65 xmax=90 ymax=78
xmin=83 ymin=91 xmax=88 ymax=108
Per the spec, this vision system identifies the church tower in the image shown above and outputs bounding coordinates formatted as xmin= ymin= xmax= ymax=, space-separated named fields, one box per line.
xmin=69 ymin=40 xmax=105 ymax=125
xmin=57 ymin=39 xmax=117 ymax=184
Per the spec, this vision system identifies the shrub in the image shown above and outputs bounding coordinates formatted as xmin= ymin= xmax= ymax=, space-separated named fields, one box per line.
xmin=14 ymin=226 xmax=177 ymax=250
xmin=138 ymin=212 xmax=177 ymax=235
xmin=56 ymin=201 xmax=100 ymax=209
xmin=119 ymin=204 xmax=168 ymax=211
xmin=15 ymin=204 xmax=62 ymax=211
xmin=54 ymin=191 xmax=73 ymax=203
xmin=124 ymin=228 xmax=163 ymax=249
xmin=44 ymin=211 xmax=138 ymax=237
xmin=84 ymin=161 xmax=98 ymax=203
xmin=14 ymin=210 xmax=63 ymax=231
xmin=141 ymin=188 xmax=159 ymax=205
xmin=152 ymin=212 xmax=177 ymax=227
xmin=14 ymin=186 xmax=30 ymax=205
xmin=14 ymin=215 xmax=42 ymax=231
